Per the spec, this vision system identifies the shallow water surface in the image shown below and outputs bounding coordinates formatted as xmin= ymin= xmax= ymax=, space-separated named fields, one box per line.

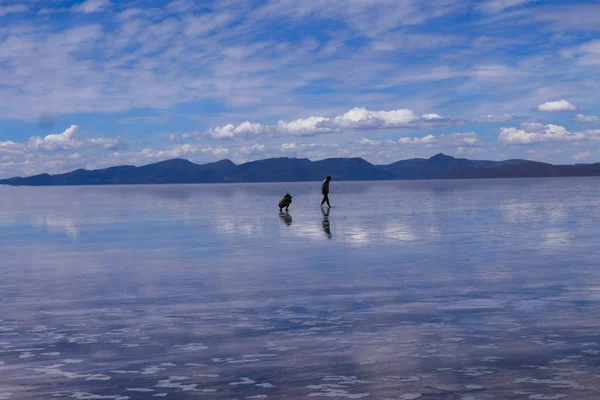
xmin=1 ymin=179 xmax=600 ymax=399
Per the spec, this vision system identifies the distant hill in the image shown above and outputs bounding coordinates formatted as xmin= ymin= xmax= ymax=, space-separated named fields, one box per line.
xmin=1 ymin=153 xmax=600 ymax=186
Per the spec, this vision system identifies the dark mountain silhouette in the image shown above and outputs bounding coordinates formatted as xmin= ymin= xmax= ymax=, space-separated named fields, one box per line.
xmin=1 ymin=153 xmax=599 ymax=186
xmin=449 ymin=161 xmax=600 ymax=179
xmin=0 ymin=159 xmax=237 ymax=186
xmin=380 ymin=153 xmax=529 ymax=179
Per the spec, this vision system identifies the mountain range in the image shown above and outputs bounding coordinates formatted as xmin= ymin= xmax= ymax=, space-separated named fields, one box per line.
xmin=2 ymin=153 xmax=600 ymax=186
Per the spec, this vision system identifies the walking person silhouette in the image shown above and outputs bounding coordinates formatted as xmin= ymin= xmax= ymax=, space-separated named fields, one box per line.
xmin=320 ymin=176 xmax=331 ymax=208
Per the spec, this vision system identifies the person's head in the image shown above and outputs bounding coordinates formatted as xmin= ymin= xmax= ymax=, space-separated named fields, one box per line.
xmin=326 ymin=176 xmax=331 ymax=181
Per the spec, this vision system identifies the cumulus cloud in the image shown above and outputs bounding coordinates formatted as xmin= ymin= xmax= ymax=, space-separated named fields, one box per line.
xmin=174 ymin=108 xmax=452 ymax=141
xmin=0 ymin=141 xmax=26 ymax=154
xmin=498 ymin=123 xmax=600 ymax=144
xmin=536 ymin=100 xmax=578 ymax=112
xmin=201 ymin=146 xmax=230 ymax=157
xmin=71 ymin=0 xmax=111 ymax=14
xmin=27 ymin=125 xmax=125 ymax=151
xmin=473 ymin=114 xmax=514 ymax=123
xmin=574 ymin=114 xmax=599 ymax=123
xmin=356 ymin=132 xmax=480 ymax=147
xmin=239 ymin=144 xmax=267 ymax=154
xmin=142 ymin=144 xmax=231 ymax=160
xmin=398 ymin=134 xmax=437 ymax=144
xmin=206 ymin=122 xmax=266 ymax=140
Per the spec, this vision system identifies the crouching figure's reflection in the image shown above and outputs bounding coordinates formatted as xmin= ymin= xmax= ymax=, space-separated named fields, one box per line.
xmin=279 ymin=211 xmax=292 ymax=226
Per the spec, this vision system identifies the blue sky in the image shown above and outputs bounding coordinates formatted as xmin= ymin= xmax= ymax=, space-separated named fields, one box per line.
xmin=0 ymin=0 xmax=599 ymax=177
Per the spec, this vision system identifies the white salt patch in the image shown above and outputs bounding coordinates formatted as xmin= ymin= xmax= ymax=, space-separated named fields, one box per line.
xmin=42 ymin=352 xmax=61 ymax=356
xmin=160 ymin=363 xmax=176 ymax=367
xmin=242 ymin=354 xmax=276 ymax=358
xmin=198 ymin=374 xmax=219 ymax=378
xmin=173 ymin=343 xmax=207 ymax=351
xmin=481 ymin=356 xmax=503 ymax=362
xmin=112 ymin=370 xmax=140 ymax=374
xmin=513 ymin=378 xmax=584 ymax=390
xmin=308 ymin=385 xmax=346 ymax=390
xmin=86 ymin=374 xmax=111 ymax=381
xmin=465 ymin=385 xmax=484 ymax=389
xmin=71 ymin=393 xmax=129 ymax=400
xmin=126 ymin=389 xmax=154 ymax=392
xmin=549 ymin=359 xmax=573 ymax=364
xmin=256 ymin=383 xmax=275 ymax=388
xmin=230 ymin=378 xmax=255 ymax=385
xmin=475 ymin=344 xmax=498 ymax=349
xmin=0 ymin=393 xmax=13 ymax=400
xmin=120 ymin=344 xmax=140 ymax=348
xmin=63 ymin=359 xmax=84 ymax=364
xmin=529 ymin=395 xmax=566 ymax=400
xmin=581 ymin=349 xmax=600 ymax=355
xmin=359 ymin=359 xmax=377 ymax=365
xmin=247 ymin=396 xmax=267 ymax=399
xmin=141 ymin=366 xmax=163 ymax=375
xmin=400 ymin=395 xmax=422 ymax=400
xmin=308 ymin=392 xmax=370 ymax=399
xmin=153 ymin=395 xmax=168 ymax=397
xmin=19 ymin=352 xmax=35 ymax=358
xmin=156 ymin=377 xmax=197 ymax=392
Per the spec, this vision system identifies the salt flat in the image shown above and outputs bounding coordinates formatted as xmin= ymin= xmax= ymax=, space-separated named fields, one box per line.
xmin=1 ymin=178 xmax=600 ymax=399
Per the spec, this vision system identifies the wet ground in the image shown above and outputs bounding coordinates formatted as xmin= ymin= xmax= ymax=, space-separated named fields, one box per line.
xmin=1 ymin=178 xmax=600 ymax=399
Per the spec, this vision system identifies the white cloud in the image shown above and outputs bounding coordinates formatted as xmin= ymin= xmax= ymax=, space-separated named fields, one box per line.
xmin=139 ymin=144 xmax=199 ymax=160
xmin=398 ymin=134 xmax=437 ymax=144
xmin=206 ymin=122 xmax=266 ymax=139
xmin=357 ymin=138 xmax=395 ymax=146
xmin=239 ymin=144 xmax=266 ymax=154
xmin=478 ymin=0 xmax=538 ymax=14
xmin=280 ymin=143 xmax=298 ymax=151
xmin=473 ymin=114 xmax=513 ymax=123
xmin=71 ymin=0 xmax=111 ymax=14
xmin=396 ymin=132 xmax=480 ymax=146
xmin=499 ymin=123 xmax=589 ymax=144
xmin=0 ymin=4 xmax=28 ymax=16
xmin=569 ymin=40 xmax=600 ymax=66
xmin=536 ymin=100 xmax=578 ymax=112
xmin=27 ymin=125 xmax=125 ymax=151
xmin=574 ymin=114 xmax=599 ymax=123
xmin=573 ymin=151 xmax=591 ymax=162
xmin=449 ymin=132 xmax=481 ymax=145
xmin=276 ymin=116 xmax=332 ymax=135
xmin=174 ymin=107 xmax=450 ymax=141
xmin=0 ymin=141 xmax=26 ymax=154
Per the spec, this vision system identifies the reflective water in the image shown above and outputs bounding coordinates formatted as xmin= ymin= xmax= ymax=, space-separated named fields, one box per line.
xmin=1 ymin=179 xmax=600 ymax=399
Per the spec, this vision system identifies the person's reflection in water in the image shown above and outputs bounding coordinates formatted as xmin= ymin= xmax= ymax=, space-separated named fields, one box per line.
xmin=321 ymin=207 xmax=332 ymax=239
xmin=279 ymin=211 xmax=292 ymax=226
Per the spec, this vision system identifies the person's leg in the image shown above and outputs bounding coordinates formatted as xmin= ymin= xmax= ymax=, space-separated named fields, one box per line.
xmin=325 ymin=194 xmax=330 ymax=207
xmin=321 ymin=194 xmax=326 ymax=206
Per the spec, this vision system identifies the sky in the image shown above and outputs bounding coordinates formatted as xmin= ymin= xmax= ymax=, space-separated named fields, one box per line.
xmin=0 ymin=0 xmax=599 ymax=178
